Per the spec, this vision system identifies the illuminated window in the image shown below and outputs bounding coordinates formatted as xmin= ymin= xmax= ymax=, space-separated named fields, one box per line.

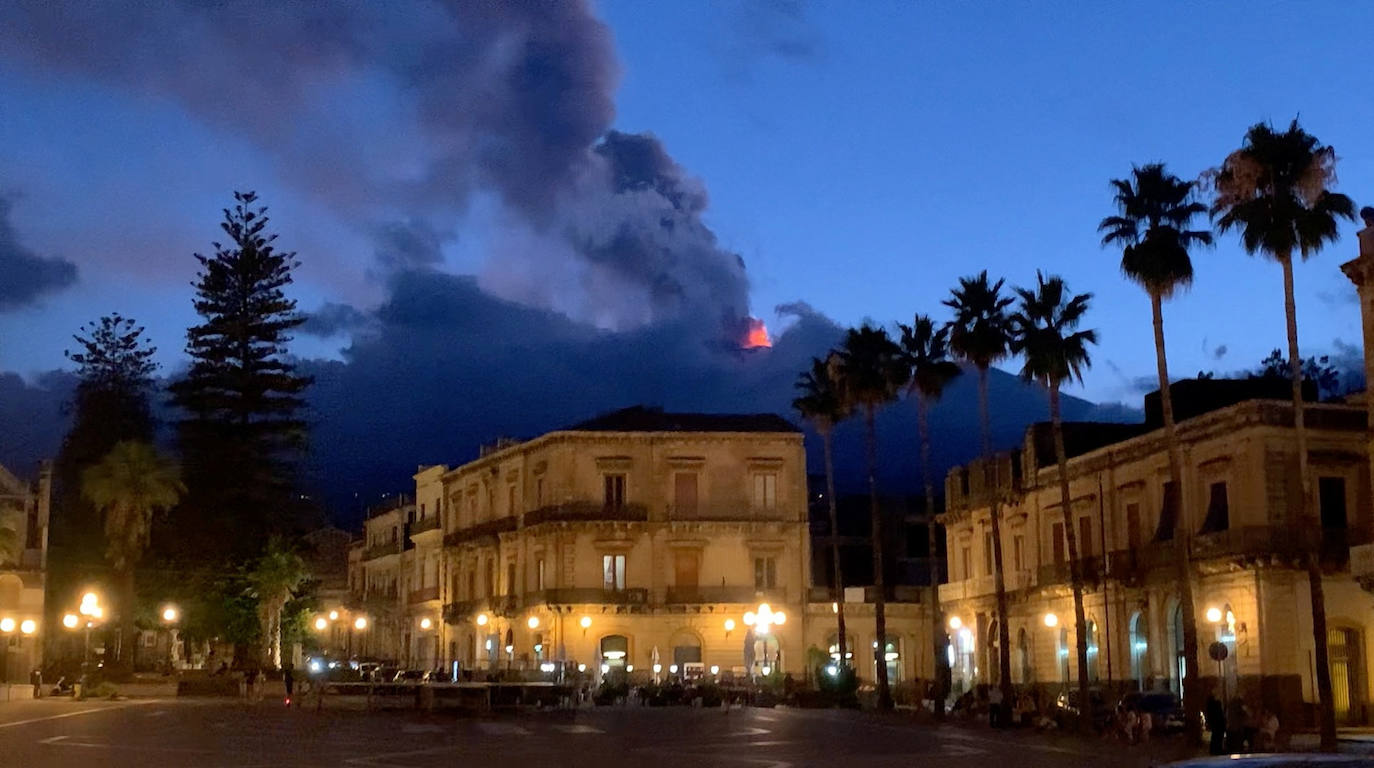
xmin=754 ymin=556 xmax=777 ymax=589
xmin=753 ymin=474 xmax=777 ymax=509
xmin=603 ymin=554 xmax=625 ymax=591
xmin=603 ymin=474 xmax=626 ymax=511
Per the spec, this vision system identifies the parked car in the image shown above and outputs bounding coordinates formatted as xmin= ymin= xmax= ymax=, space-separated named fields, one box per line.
xmin=1054 ymin=688 xmax=1113 ymax=730
xmin=396 ymin=670 xmax=430 ymax=683
xmin=1119 ymin=690 xmax=1186 ymax=733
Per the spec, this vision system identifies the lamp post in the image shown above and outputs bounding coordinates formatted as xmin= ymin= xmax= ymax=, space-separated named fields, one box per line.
xmin=743 ymin=603 xmax=785 ymax=677
xmin=160 ymin=605 xmax=179 ymax=673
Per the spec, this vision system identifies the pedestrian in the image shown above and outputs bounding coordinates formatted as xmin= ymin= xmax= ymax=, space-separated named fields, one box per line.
xmin=1205 ymin=691 xmax=1227 ymax=755
xmin=1226 ymin=697 xmax=1249 ymax=753
xmin=1138 ymin=709 xmax=1153 ymax=744
xmin=988 ymin=684 xmax=1004 ymax=728
xmin=1121 ymin=707 xmax=1139 ymax=745
xmin=283 ymin=663 xmax=295 ymax=706
xmin=1257 ymin=708 xmax=1279 ymax=751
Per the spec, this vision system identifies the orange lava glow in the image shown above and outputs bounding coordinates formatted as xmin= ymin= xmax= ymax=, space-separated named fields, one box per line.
xmin=744 ymin=317 xmax=772 ymax=348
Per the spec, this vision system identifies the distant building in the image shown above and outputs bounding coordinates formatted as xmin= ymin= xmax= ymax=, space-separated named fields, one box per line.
xmin=0 ymin=461 xmax=50 ymax=685
xmin=343 ymin=406 xmax=929 ymax=687
xmin=938 ymin=378 xmax=1371 ymax=727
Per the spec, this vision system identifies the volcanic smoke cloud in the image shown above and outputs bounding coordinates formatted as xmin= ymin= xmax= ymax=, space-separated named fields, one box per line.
xmin=0 ymin=0 xmax=752 ymax=337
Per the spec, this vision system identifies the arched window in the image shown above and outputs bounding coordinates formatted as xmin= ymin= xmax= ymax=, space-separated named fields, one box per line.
xmin=986 ymin=620 xmax=1000 ymax=685
xmin=1129 ymin=611 xmax=1148 ymax=689
xmin=1328 ymin=626 xmax=1364 ymax=724
xmin=877 ymin=635 xmax=902 ymax=684
xmin=827 ymin=632 xmax=855 ymax=664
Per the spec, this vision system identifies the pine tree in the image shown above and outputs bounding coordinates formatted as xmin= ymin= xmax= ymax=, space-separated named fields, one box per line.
xmin=51 ymin=315 xmax=158 ymax=610
xmin=168 ymin=191 xmax=312 ymax=560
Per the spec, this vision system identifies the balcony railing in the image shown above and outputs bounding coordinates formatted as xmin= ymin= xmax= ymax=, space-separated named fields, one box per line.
xmin=667 ymin=504 xmax=789 ymax=522
xmin=526 ymin=588 xmax=649 ymax=606
xmin=442 ymin=595 xmax=517 ymax=624
xmin=664 ymin=586 xmax=784 ymax=604
xmin=443 ymin=516 xmax=517 ymax=547
xmin=408 ymin=586 xmax=441 ymax=604
xmin=363 ymin=540 xmax=401 ymax=560
xmin=807 ymin=585 xmax=923 ymax=604
xmin=410 ymin=515 xmax=441 ymax=535
xmin=523 ymin=502 xmax=649 ymax=526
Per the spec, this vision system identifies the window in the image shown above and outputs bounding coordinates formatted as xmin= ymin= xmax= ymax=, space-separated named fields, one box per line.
xmin=1201 ymin=482 xmax=1229 ymax=533
xmin=754 ymin=556 xmax=777 ymax=589
xmin=1051 ymin=522 xmax=1065 ymax=564
xmin=603 ymin=474 xmax=626 ymax=511
xmin=753 ymin=473 xmax=777 ymax=509
xmin=420 ymin=502 xmax=426 ymax=518
xmin=392 ymin=527 xmax=398 ymax=543
xmin=535 ymin=477 xmax=544 ymax=507
xmin=1157 ymin=481 xmax=1178 ymax=541
xmin=508 ymin=485 xmax=517 ymax=515
xmin=486 ymin=560 xmax=495 ymax=597
xmin=674 ymin=472 xmax=699 ymax=512
xmin=983 ymin=531 xmax=994 ymax=576
xmin=1320 ymin=477 xmax=1348 ymax=530
xmin=674 ymin=551 xmax=699 ymax=587
xmin=1013 ymin=534 xmax=1025 ymax=573
xmin=602 ymin=554 xmax=626 ymax=591
xmin=960 ymin=546 xmax=972 ymax=579
xmin=536 ymin=557 xmax=546 ymax=591
xmin=467 ymin=570 xmax=476 ymax=600
xmin=1078 ymin=516 xmax=1093 ymax=557
xmin=506 ymin=561 xmax=516 ymax=596
xmin=1125 ymin=502 xmax=1141 ymax=551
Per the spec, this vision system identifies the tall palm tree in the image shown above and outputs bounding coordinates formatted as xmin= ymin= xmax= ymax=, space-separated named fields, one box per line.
xmin=1211 ymin=119 xmax=1355 ymax=750
xmin=252 ymin=537 xmax=309 ymax=670
xmin=82 ymin=440 xmax=184 ymax=674
xmin=1010 ymin=272 xmax=1097 ymax=732
xmin=943 ymin=271 xmax=1015 ymax=705
xmin=793 ymin=355 xmax=854 ymax=671
xmin=835 ymin=324 xmax=909 ymax=710
xmin=898 ymin=314 xmax=962 ymax=719
xmin=1100 ymin=162 xmax=1212 ymax=739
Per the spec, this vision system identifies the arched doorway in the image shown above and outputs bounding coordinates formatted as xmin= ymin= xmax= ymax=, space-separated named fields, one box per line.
xmin=671 ymin=630 xmax=703 ymax=677
xmin=1129 ymin=611 xmax=1148 ymax=690
xmin=1057 ymin=627 xmax=1070 ymax=686
xmin=749 ymin=632 xmax=780 ymax=677
xmin=877 ymin=635 xmax=902 ymax=684
xmin=1016 ymin=627 xmax=1032 ymax=684
xmin=600 ymin=635 xmax=629 ymax=669
xmin=1085 ymin=619 xmax=1100 ymax=682
xmin=1328 ymin=626 xmax=1364 ymax=724
xmin=986 ymin=620 xmax=1000 ymax=686
xmin=827 ymin=632 xmax=855 ymax=666
xmin=950 ymin=626 xmax=975 ymax=696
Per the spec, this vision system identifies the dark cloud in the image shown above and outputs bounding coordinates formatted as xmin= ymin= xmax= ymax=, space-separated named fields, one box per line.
xmin=0 ymin=195 xmax=78 ymax=311
xmin=1213 ymin=344 xmax=1228 ymax=360
xmin=300 ymin=302 xmax=373 ymax=339
xmin=1330 ymin=338 xmax=1367 ymax=394
xmin=0 ymin=369 xmax=73 ymax=472
xmin=372 ymin=219 xmax=449 ymax=272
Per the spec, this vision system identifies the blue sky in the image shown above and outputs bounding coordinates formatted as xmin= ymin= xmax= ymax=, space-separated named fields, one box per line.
xmin=1 ymin=0 xmax=1370 ymax=405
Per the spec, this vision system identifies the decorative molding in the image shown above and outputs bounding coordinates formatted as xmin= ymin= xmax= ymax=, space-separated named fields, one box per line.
xmin=595 ymin=456 xmax=633 ymax=471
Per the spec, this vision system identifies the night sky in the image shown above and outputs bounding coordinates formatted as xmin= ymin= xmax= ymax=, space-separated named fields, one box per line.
xmin=1 ymin=1 xmax=1369 ymax=518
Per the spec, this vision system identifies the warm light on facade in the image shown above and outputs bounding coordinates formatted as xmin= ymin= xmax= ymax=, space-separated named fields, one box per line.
xmin=476 ymin=613 xmax=489 ymax=626
xmin=62 ymin=614 xmax=79 ymax=629
xmin=724 ymin=619 xmax=736 ymax=632
xmin=19 ymin=619 xmax=36 ymax=635
xmin=0 ymin=618 xmax=14 ymax=633
xmin=354 ymin=616 xmax=368 ymax=630
xmin=580 ymin=616 xmax=592 ymax=629
xmin=527 ymin=616 xmax=540 ymax=629
xmin=314 ymin=617 xmax=328 ymax=631
xmin=1043 ymin=613 xmax=1058 ymax=628
xmin=1205 ymin=607 xmax=1223 ymax=624
xmin=948 ymin=615 xmax=962 ymax=630
xmin=161 ymin=605 xmax=179 ymax=623
xmin=328 ymin=610 xmax=339 ymax=621
xmin=420 ymin=617 xmax=433 ymax=630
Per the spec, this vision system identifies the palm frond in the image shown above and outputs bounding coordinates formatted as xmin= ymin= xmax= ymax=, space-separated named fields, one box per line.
xmin=1009 ymin=272 xmax=1098 ymax=388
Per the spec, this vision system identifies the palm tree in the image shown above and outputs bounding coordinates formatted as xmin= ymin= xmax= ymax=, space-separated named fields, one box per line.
xmin=794 ymin=355 xmax=855 ymax=672
xmin=1099 ymin=162 xmax=1212 ymax=739
xmin=81 ymin=440 xmax=184 ymax=674
xmin=943 ymin=271 xmax=1015 ymax=705
xmin=251 ymin=537 xmax=309 ymax=670
xmin=835 ymin=324 xmax=909 ymax=710
xmin=1009 ymin=272 xmax=1097 ymax=732
xmin=1211 ymin=119 xmax=1355 ymax=750
xmin=898 ymin=314 xmax=962 ymax=719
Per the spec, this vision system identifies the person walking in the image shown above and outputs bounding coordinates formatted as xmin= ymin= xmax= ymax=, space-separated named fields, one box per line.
xmin=283 ymin=663 xmax=295 ymax=706
xmin=1206 ymin=691 xmax=1227 ymax=755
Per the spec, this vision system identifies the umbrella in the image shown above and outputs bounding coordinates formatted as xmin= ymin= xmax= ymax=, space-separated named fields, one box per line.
xmin=651 ymin=646 xmax=661 ymax=681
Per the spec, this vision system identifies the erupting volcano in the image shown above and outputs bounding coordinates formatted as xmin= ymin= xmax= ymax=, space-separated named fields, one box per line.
xmin=743 ymin=317 xmax=772 ymax=349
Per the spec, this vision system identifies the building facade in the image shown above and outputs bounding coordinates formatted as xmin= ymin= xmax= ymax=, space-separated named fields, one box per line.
xmin=939 ymin=388 xmax=1373 ymax=725
xmin=0 ymin=461 xmax=50 ymax=684
xmin=343 ymin=407 xmax=930 ymax=687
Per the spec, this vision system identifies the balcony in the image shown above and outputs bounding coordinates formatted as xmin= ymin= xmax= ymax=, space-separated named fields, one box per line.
xmin=443 ymin=516 xmax=517 ymax=547
xmin=364 ymin=540 xmax=401 ymax=560
xmin=410 ymin=514 xmax=441 ymax=536
xmin=809 ymin=585 xmax=924 ymax=604
xmin=667 ymin=504 xmax=790 ymax=523
xmin=526 ymin=588 xmax=649 ymax=606
xmin=664 ymin=586 xmax=784 ymax=604
xmin=442 ymin=595 xmax=517 ymax=624
xmin=409 ymin=586 xmax=441 ymax=604
xmin=523 ymin=502 xmax=649 ymax=526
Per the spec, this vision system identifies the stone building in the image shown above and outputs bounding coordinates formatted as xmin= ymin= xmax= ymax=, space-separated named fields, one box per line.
xmin=938 ymin=379 xmax=1373 ymax=725
xmin=343 ymin=407 xmax=929 ymax=688
xmin=0 ymin=461 xmax=50 ymax=685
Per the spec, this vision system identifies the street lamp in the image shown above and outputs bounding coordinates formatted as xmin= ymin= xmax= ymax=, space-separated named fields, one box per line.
xmin=723 ymin=619 xmax=735 ymax=637
xmin=161 ymin=605 xmax=179 ymax=623
xmin=0 ymin=618 xmax=14 ymax=633
xmin=419 ymin=617 xmax=433 ymax=631
xmin=314 ymin=616 xmax=329 ymax=631
xmin=19 ymin=620 xmax=35 ymax=636
xmin=1043 ymin=612 xmax=1059 ymax=628
xmin=745 ymin=603 xmax=783 ymax=636
xmin=527 ymin=616 xmax=540 ymax=630
xmin=160 ymin=604 xmax=180 ymax=672
xmin=1205 ymin=606 xmax=1223 ymax=624
xmin=328 ymin=610 xmax=339 ymax=621
xmin=62 ymin=614 xmax=78 ymax=630
xmin=354 ymin=616 xmax=368 ymax=630
xmin=948 ymin=615 xmax=963 ymax=630
xmin=476 ymin=613 xmax=489 ymax=627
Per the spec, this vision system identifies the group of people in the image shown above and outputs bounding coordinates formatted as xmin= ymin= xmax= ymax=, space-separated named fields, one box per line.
xmin=1112 ymin=706 xmax=1156 ymax=744
xmin=1206 ymin=692 xmax=1281 ymax=754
